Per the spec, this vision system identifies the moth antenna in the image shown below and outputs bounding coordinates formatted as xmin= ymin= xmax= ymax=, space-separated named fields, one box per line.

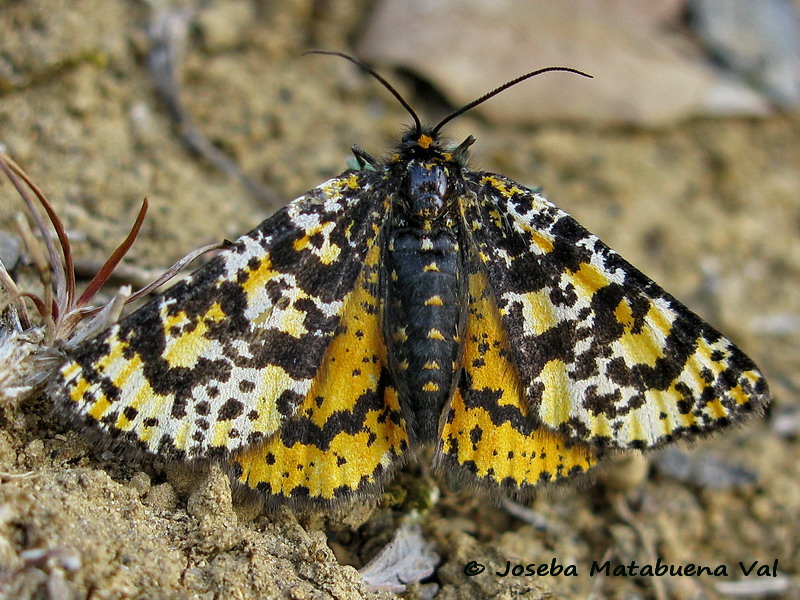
xmin=306 ymin=50 xmax=422 ymax=133
xmin=432 ymin=66 xmax=593 ymax=135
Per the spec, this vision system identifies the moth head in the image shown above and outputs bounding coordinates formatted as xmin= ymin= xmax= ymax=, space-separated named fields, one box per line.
xmin=396 ymin=130 xmax=475 ymax=164
xmin=403 ymin=158 xmax=452 ymax=221
xmin=394 ymin=130 xmax=473 ymax=221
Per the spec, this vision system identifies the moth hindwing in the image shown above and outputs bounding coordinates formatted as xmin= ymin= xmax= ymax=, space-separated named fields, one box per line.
xmin=51 ymin=77 xmax=768 ymax=506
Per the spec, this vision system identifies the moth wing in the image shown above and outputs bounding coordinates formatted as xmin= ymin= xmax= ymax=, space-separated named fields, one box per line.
xmin=463 ymin=173 xmax=769 ymax=450
xmin=437 ymin=261 xmax=598 ymax=492
xmin=232 ymin=239 xmax=409 ymax=503
xmin=51 ymin=172 xmax=387 ymax=459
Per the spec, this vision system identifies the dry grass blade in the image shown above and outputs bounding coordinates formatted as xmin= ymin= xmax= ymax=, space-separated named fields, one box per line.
xmin=0 ymin=153 xmax=73 ymax=309
xmin=14 ymin=213 xmax=56 ymax=342
xmin=77 ymin=197 xmax=148 ymax=306
xmin=0 ymin=257 xmax=29 ymax=329
xmin=127 ymin=240 xmax=225 ymax=304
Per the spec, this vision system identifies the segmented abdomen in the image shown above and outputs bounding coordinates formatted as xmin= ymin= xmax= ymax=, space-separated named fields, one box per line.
xmin=385 ymin=228 xmax=464 ymax=443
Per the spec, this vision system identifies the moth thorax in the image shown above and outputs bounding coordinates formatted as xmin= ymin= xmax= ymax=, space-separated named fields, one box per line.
xmin=404 ymin=159 xmax=450 ymax=220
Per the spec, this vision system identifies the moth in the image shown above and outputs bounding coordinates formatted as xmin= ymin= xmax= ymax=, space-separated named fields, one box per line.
xmin=50 ymin=53 xmax=769 ymax=504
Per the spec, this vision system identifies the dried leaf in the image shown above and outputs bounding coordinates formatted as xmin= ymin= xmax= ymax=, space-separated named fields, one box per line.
xmin=359 ymin=522 xmax=439 ymax=593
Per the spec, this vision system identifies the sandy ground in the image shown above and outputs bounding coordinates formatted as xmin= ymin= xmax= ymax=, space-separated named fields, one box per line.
xmin=0 ymin=2 xmax=798 ymax=599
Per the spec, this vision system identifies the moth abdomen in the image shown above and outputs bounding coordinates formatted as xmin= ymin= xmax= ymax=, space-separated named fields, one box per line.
xmin=385 ymin=227 xmax=464 ymax=443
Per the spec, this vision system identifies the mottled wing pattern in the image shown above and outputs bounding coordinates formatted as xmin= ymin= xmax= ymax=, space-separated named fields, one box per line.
xmin=51 ymin=172 xmax=387 ymax=459
xmin=438 ymin=259 xmax=598 ymax=491
xmin=232 ymin=237 xmax=409 ymax=502
xmin=462 ymin=173 xmax=768 ymax=450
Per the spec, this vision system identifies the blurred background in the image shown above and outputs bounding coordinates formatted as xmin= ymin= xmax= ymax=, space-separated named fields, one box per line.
xmin=0 ymin=1 xmax=798 ymax=599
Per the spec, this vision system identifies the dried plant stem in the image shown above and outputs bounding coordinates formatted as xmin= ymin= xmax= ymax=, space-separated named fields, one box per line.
xmin=77 ymin=198 xmax=148 ymax=306
xmin=0 ymin=154 xmax=72 ymax=308
xmin=0 ymin=259 xmax=30 ymax=329
xmin=14 ymin=214 xmax=55 ymax=343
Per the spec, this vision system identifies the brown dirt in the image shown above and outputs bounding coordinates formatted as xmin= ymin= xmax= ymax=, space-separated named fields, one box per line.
xmin=1 ymin=2 xmax=798 ymax=599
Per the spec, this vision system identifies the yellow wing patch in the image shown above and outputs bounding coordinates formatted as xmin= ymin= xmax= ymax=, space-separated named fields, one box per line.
xmin=233 ymin=242 xmax=409 ymax=501
xmin=439 ymin=269 xmax=596 ymax=489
